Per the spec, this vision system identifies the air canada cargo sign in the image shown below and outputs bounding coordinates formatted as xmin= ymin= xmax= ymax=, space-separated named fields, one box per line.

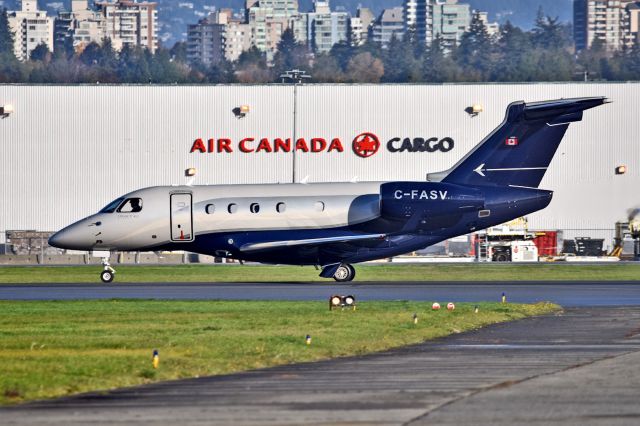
xmin=189 ymin=132 xmax=454 ymax=158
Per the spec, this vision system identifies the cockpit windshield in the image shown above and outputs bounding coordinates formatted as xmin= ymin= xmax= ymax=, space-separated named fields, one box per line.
xmin=117 ymin=198 xmax=143 ymax=213
xmin=99 ymin=197 xmax=143 ymax=213
xmin=100 ymin=198 xmax=125 ymax=213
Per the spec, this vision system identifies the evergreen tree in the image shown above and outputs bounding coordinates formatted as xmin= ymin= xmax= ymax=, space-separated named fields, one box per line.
xmin=381 ymin=33 xmax=420 ymax=82
xmin=272 ymin=28 xmax=309 ymax=76
xmin=329 ymin=40 xmax=355 ymax=71
xmin=30 ymin=42 xmax=52 ymax=62
xmin=531 ymin=7 xmax=571 ymax=50
xmin=0 ymin=8 xmax=15 ymax=57
xmin=422 ymin=35 xmax=458 ymax=82
xmin=206 ymin=58 xmax=236 ymax=83
xmin=576 ymin=38 xmax=607 ymax=81
xmin=456 ymin=13 xmax=495 ymax=81
xmin=491 ymin=21 xmax=535 ymax=82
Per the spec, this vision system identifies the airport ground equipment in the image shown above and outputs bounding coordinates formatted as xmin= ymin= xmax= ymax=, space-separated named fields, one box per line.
xmin=48 ymin=97 xmax=609 ymax=282
xmin=611 ymin=220 xmax=640 ymax=260
xmin=475 ymin=220 xmax=540 ymax=262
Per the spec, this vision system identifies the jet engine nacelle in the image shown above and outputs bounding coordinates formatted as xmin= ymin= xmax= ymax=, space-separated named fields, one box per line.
xmin=380 ymin=182 xmax=484 ymax=221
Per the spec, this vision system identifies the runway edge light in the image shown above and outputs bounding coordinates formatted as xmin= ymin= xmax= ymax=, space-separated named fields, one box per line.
xmin=152 ymin=350 xmax=159 ymax=369
xmin=305 ymin=335 xmax=311 ymax=345
xmin=502 ymin=292 xmax=507 ymax=304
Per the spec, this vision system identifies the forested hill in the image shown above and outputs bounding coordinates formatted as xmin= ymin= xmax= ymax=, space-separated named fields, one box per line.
xmin=2 ymin=0 xmax=573 ymax=47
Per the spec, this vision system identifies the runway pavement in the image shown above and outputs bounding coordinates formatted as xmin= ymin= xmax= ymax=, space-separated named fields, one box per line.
xmin=1 ymin=281 xmax=640 ymax=306
xmin=3 ymin=306 xmax=640 ymax=425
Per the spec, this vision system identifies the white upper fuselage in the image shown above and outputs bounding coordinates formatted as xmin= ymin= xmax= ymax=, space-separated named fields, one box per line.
xmin=50 ymin=182 xmax=385 ymax=251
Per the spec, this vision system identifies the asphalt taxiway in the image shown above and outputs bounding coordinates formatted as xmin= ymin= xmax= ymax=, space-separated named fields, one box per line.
xmin=3 ymin=306 xmax=640 ymax=425
xmin=1 ymin=280 xmax=640 ymax=306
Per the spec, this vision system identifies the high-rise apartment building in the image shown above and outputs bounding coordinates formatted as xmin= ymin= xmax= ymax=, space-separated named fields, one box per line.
xmin=305 ymin=0 xmax=349 ymax=52
xmin=187 ymin=12 xmax=227 ymax=65
xmin=224 ymin=21 xmax=253 ymax=62
xmin=247 ymin=0 xmax=299 ymax=58
xmin=352 ymin=7 xmax=375 ymax=45
xmin=573 ymin=0 xmax=640 ymax=51
xmin=372 ymin=7 xmax=404 ymax=47
xmin=95 ymin=0 xmax=158 ymax=53
xmin=432 ymin=0 xmax=470 ymax=47
xmin=7 ymin=0 xmax=54 ymax=61
xmin=55 ymin=0 xmax=107 ymax=53
xmin=403 ymin=0 xmax=432 ymax=45
xmin=474 ymin=10 xmax=499 ymax=37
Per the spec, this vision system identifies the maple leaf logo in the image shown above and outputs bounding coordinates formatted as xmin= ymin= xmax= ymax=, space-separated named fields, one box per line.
xmin=352 ymin=133 xmax=380 ymax=158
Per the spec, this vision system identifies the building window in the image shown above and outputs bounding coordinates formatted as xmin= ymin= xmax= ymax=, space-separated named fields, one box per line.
xmin=250 ymin=203 xmax=260 ymax=213
xmin=205 ymin=204 xmax=215 ymax=214
xmin=228 ymin=203 xmax=238 ymax=214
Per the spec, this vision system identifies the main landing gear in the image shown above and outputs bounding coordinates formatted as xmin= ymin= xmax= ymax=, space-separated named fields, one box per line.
xmin=332 ymin=264 xmax=356 ymax=282
xmin=100 ymin=257 xmax=116 ymax=283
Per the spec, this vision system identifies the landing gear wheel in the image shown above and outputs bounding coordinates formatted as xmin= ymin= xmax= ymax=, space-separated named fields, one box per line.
xmin=100 ymin=270 xmax=114 ymax=283
xmin=333 ymin=264 xmax=355 ymax=282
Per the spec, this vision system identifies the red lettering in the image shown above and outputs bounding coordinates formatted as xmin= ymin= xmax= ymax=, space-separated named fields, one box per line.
xmin=208 ymin=139 xmax=215 ymax=153
xmin=295 ymin=138 xmax=309 ymax=152
xmin=256 ymin=138 xmax=273 ymax=153
xmin=218 ymin=138 xmax=232 ymax=153
xmin=190 ymin=138 xmax=206 ymax=153
xmin=239 ymin=138 xmax=254 ymax=153
xmin=328 ymin=138 xmax=344 ymax=152
xmin=274 ymin=138 xmax=291 ymax=152
xmin=311 ymin=138 xmax=327 ymax=153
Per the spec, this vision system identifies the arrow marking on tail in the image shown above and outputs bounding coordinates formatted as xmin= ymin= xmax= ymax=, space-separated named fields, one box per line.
xmin=474 ymin=164 xmax=548 ymax=177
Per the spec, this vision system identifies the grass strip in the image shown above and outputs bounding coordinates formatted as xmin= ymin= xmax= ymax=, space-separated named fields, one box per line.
xmin=0 ymin=300 xmax=559 ymax=404
xmin=0 ymin=263 xmax=639 ymax=284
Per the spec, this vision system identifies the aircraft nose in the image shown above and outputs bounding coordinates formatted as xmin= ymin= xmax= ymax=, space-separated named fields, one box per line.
xmin=48 ymin=222 xmax=95 ymax=250
xmin=48 ymin=229 xmax=74 ymax=249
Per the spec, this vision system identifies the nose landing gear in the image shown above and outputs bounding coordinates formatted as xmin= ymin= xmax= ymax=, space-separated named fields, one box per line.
xmin=100 ymin=257 xmax=116 ymax=283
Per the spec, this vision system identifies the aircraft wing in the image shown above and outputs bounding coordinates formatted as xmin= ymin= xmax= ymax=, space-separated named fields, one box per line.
xmin=239 ymin=233 xmax=387 ymax=253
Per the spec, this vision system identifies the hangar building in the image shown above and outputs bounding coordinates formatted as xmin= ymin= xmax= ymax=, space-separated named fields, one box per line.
xmin=0 ymin=83 xmax=638 ymax=251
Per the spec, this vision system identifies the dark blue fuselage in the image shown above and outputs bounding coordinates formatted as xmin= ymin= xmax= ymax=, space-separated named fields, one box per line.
xmin=158 ymin=182 xmax=552 ymax=266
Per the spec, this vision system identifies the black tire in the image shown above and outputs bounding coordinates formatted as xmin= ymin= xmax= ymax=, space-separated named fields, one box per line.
xmin=346 ymin=264 xmax=356 ymax=281
xmin=494 ymin=253 xmax=509 ymax=262
xmin=333 ymin=264 xmax=354 ymax=282
xmin=100 ymin=270 xmax=114 ymax=283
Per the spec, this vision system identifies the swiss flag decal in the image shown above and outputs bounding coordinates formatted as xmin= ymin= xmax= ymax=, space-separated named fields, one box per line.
xmin=505 ymin=136 xmax=519 ymax=146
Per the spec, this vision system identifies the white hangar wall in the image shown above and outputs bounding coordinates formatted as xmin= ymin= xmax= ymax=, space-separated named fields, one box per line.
xmin=0 ymin=83 xmax=638 ymax=245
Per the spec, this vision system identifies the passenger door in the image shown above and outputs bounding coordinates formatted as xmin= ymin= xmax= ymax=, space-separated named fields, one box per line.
xmin=170 ymin=193 xmax=194 ymax=242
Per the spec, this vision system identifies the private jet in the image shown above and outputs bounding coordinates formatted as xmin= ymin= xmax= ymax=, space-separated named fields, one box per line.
xmin=49 ymin=97 xmax=608 ymax=282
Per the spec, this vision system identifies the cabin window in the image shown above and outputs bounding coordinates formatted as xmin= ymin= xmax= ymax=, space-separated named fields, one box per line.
xmin=276 ymin=202 xmax=286 ymax=213
xmin=205 ymin=204 xmax=215 ymax=214
xmin=314 ymin=201 xmax=325 ymax=212
xmin=117 ymin=198 xmax=143 ymax=213
xmin=100 ymin=197 xmax=124 ymax=213
xmin=228 ymin=203 xmax=238 ymax=214
xmin=250 ymin=203 xmax=260 ymax=213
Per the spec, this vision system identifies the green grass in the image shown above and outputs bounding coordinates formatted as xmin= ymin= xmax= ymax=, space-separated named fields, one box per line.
xmin=0 ymin=263 xmax=639 ymax=283
xmin=0 ymin=300 xmax=559 ymax=404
